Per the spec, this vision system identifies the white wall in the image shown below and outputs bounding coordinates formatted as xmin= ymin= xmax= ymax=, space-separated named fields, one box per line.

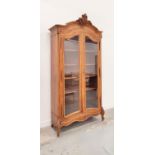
xmin=40 ymin=0 xmax=114 ymax=127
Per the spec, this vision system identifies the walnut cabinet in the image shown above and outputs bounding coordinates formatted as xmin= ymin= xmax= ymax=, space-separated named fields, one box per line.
xmin=49 ymin=14 xmax=104 ymax=136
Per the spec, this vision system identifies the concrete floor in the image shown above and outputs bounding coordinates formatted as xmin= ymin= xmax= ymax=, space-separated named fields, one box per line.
xmin=40 ymin=108 xmax=114 ymax=155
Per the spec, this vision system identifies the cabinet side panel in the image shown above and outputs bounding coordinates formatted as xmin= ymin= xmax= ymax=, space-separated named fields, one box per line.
xmin=50 ymin=33 xmax=59 ymax=127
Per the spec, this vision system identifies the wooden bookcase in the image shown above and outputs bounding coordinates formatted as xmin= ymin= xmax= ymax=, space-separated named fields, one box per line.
xmin=49 ymin=14 xmax=104 ymax=136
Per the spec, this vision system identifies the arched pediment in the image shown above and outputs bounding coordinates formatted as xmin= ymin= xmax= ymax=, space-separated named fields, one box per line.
xmin=49 ymin=14 xmax=102 ymax=37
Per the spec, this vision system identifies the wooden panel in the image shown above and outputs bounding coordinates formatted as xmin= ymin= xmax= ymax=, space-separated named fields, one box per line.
xmin=98 ymin=41 xmax=102 ymax=110
xmin=50 ymin=29 xmax=59 ymax=128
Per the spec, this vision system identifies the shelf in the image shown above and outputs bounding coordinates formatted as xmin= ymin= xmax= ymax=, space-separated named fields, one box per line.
xmin=86 ymin=87 xmax=96 ymax=91
xmin=86 ymin=50 xmax=97 ymax=53
xmin=65 ymin=73 xmax=96 ymax=80
xmin=65 ymin=64 xmax=78 ymax=66
xmin=64 ymin=49 xmax=96 ymax=53
xmin=65 ymin=86 xmax=79 ymax=95
xmin=64 ymin=49 xmax=78 ymax=52
xmin=86 ymin=64 xmax=96 ymax=66
xmin=85 ymin=73 xmax=97 ymax=78
xmin=65 ymin=64 xmax=96 ymax=66
xmin=65 ymin=76 xmax=79 ymax=80
xmin=65 ymin=86 xmax=96 ymax=95
xmin=65 ymin=73 xmax=79 ymax=80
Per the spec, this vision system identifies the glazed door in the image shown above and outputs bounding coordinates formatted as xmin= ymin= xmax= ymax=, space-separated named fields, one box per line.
xmin=63 ymin=35 xmax=82 ymax=116
xmin=83 ymin=36 xmax=100 ymax=110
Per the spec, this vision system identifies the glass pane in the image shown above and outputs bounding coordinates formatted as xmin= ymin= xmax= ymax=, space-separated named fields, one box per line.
xmin=85 ymin=36 xmax=98 ymax=108
xmin=64 ymin=36 xmax=80 ymax=115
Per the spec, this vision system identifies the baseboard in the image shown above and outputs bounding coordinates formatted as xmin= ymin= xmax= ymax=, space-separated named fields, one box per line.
xmin=40 ymin=120 xmax=51 ymax=128
xmin=104 ymin=105 xmax=114 ymax=110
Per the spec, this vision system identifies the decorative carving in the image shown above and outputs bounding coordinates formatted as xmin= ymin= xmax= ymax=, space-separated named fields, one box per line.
xmin=75 ymin=14 xmax=100 ymax=33
xmin=76 ymin=14 xmax=91 ymax=25
xmin=61 ymin=112 xmax=100 ymax=127
xmin=49 ymin=14 xmax=102 ymax=34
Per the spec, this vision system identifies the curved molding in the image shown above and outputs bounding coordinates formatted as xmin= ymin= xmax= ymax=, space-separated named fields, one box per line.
xmin=85 ymin=32 xmax=100 ymax=42
xmin=60 ymin=112 xmax=100 ymax=127
xmin=61 ymin=30 xmax=82 ymax=40
xmin=49 ymin=14 xmax=102 ymax=36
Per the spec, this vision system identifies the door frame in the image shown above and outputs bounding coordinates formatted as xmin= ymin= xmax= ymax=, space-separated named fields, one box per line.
xmin=59 ymin=28 xmax=102 ymax=126
xmin=82 ymin=32 xmax=102 ymax=115
xmin=59 ymin=31 xmax=84 ymax=120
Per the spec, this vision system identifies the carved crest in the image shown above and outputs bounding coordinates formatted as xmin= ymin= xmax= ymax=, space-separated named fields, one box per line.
xmin=76 ymin=14 xmax=91 ymax=25
xmin=75 ymin=14 xmax=100 ymax=33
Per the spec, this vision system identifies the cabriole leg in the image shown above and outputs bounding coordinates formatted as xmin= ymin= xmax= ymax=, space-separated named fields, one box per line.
xmin=51 ymin=124 xmax=54 ymax=128
xmin=101 ymin=107 xmax=105 ymax=121
xmin=56 ymin=127 xmax=61 ymax=137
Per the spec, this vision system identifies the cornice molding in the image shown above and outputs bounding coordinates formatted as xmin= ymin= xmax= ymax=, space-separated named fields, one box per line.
xmin=49 ymin=14 xmax=102 ymax=34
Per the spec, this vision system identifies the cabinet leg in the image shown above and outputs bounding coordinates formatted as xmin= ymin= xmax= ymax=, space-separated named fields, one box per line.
xmin=56 ymin=127 xmax=61 ymax=137
xmin=101 ymin=107 xmax=105 ymax=121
